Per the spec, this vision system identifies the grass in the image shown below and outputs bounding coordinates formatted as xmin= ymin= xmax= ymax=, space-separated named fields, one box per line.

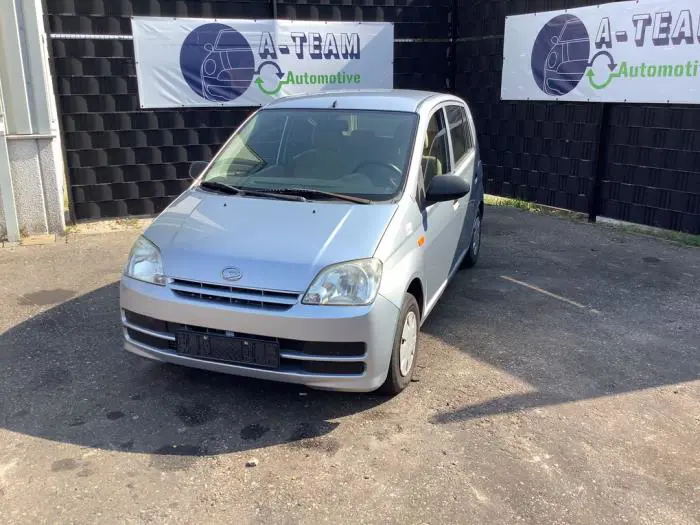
xmin=114 ymin=217 xmax=141 ymax=229
xmin=599 ymin=221 xmax=700 ymax=248
xmin=485 ymin=194 xmax=700 ymax=248
xmin=484 ymin=194 xmax=586 ymax=221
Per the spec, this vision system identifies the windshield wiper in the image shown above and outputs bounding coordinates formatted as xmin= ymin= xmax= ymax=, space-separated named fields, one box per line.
xmin=269 ymin=188 xmax=372 ymax=204
xmin=199 ymin=181 xmax=306 ymax=201
xmin=200 ymin=180 xmax=240 ymax=194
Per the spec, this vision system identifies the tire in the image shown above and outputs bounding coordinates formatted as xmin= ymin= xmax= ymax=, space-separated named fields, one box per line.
xmin=460 ymin=209 xmax=482 ymax=269
xmin=378 ymin=293 xmax=420 ymax=395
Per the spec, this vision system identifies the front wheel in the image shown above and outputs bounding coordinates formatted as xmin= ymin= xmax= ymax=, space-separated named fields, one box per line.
xmin=460 ymin=210 xmax=482 ymax=269
xmin=378 ymin=293 xmax=420 ymax=395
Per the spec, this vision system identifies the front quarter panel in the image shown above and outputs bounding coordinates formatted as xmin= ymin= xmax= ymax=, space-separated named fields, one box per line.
xmin=375 ymin=200 xmax=425 ymax=313
xmin=142 ymin=189 xmax=202 ymax=250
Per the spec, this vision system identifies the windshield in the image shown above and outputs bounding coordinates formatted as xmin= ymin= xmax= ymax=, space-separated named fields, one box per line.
xmin=201 ymin=108 xmax=418 ymax=201
xmin=561 ymin=21 xmax=588 ymax=42
xmin=215 ymin=30 xmax=245 ymax=50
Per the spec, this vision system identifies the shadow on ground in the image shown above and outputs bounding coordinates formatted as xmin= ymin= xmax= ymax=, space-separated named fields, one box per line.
xmin=422 ymin=208 xmax=700 ymax=424
xmin=1 ymin=208 xmax=698 ymax=465
xmin=0 ymin=282 xmax=383 ymax=463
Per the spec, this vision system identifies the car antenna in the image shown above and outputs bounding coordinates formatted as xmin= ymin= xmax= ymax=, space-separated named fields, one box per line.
xmin=331 ymin=99 xmax=338 ymax=108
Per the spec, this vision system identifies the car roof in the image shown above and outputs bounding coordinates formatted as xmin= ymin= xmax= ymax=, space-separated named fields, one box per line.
xmin=264 ymin=89 xmax=462 ymax=113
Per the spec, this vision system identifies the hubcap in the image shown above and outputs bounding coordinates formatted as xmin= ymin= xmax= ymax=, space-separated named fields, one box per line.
xmin=472 ymin=216 xmax=481 ymax=255
xmin=399 ymin=311 xmax=418 ymax=377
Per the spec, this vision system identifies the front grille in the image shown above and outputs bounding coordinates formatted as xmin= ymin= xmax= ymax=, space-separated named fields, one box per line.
xmin=170 ymin=278 xmax=300 ymax=311
xmin=123 ymin=311 xmax=366 ymax=376
xmin=295 ymin=361 xmax=366 ymax=375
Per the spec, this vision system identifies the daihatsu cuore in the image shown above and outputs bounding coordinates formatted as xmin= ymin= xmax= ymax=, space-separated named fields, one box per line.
xmin=120 ymin=90 xmax=484 ymax=394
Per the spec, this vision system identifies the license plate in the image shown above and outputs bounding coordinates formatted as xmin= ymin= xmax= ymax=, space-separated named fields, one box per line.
xmin=175 ymin=331 xmax=280 ymax=369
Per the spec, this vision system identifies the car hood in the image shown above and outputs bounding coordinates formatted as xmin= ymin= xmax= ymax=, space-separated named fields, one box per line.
xmin=144 ymin=189 xmax=398 ymax=292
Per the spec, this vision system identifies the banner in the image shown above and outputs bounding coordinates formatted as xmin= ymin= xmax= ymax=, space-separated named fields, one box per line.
xmin=501 ymin=0 xmax=700 ymax=103
xmin=132 ymin=17 xmax=394 ymax=108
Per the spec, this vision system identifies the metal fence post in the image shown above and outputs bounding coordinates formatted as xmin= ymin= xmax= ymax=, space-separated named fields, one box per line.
xmin=449 ymin=0 xmax=458 ymax=91
xmin=588 ymin=103 xmax=612 ymax=223
xmin=0 ymin=82 xmax=21 ymax=242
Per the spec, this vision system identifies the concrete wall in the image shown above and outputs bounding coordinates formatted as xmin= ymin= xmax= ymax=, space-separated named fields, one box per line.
xmin=0 ymin=0 xmax=65 ymax=242
xmin=0 ymin=183 xmax=6 ymax=240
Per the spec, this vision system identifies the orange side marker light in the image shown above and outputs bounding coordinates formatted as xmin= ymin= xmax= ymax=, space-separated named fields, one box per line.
xmin=417 ymin=236 xmax=425 ymax=247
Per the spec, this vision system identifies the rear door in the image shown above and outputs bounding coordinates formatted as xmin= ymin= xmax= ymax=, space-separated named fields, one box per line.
xmin=444 ymin=104 xmax=477 ymax=255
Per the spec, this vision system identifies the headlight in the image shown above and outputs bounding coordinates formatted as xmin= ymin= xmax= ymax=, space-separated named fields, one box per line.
xmin=302 ymin=258 xmax=382 ymax=306
xmin=124 ymin=236 xmax=165 ymax=286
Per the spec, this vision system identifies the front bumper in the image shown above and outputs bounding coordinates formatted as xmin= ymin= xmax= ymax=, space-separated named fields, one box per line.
xmin=119 ymin=277 xmax=400 ymax=392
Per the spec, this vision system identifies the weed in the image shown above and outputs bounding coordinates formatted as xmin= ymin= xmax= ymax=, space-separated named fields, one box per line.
xmin=115 ymin=217 xmax=141 ymax=229
xmin=484 ymin=195 xmax=585 ymax=221
xmin=485 ymin=194 xmax=700 ymax=248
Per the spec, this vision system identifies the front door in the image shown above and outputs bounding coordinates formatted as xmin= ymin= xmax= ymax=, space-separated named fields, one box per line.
xmin=419 ymin=107 xmax=465 ymax=310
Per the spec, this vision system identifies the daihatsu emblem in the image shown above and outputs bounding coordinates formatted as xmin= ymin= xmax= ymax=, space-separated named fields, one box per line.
xmin=222 ymin=267 xmax=242 ymax=282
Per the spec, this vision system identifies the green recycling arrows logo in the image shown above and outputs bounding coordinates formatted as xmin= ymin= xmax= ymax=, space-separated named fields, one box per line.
xmin=254 ymin=60 xmax=289 ymax=95
xmin=586 ymin=51 xmax=620 ymax=90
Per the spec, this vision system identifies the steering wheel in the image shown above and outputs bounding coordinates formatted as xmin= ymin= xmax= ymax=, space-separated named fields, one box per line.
xmin=352 ymin=161 xmax=403 ymax=189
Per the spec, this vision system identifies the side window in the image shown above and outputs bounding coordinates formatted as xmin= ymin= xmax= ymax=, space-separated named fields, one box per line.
xmin=445 ymin=105 xmax=474 ymax=165
xmin=421 ymin=109 xmax=450 ymax=191
xmin=464 ymin=107 xmax=475 ymax=150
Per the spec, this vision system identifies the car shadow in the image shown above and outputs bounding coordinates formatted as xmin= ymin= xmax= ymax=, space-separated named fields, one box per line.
xmin=0 ymin=282 xmax=384 ymax=461
xmin=420 ymin=209 xmax=700 ymax=425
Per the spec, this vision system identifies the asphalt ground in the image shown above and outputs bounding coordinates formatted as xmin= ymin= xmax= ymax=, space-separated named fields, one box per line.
xmin=0 ymin=206 xmax=698 ymax=524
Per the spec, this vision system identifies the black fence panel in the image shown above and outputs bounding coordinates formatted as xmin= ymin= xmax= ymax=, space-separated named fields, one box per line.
xmin=601 ymin=105 xmax=700 ymax=233
xmin=276 ymin=0 xmax=452 ymax=39
xmin=46 ymin=0 xmax=452 ymax=220
xmin=455 ymin=0 xmax=700 ymax=233
xmin=456 ymin=36 xmax=601 ymax=213
xmin=46 ymin=0 xmax=699 ymax=231
xmin=46 ymin=0 xmax=452 ymax=39
xmin=51 ymin=37 xmax=252 ymax=219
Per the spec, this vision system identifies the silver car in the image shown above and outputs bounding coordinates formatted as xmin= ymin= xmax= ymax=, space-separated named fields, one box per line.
xmin=120 ymin=90 xmax=484 ymax=394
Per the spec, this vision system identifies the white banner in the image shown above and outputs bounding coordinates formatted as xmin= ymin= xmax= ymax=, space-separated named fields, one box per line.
xmin=501 ymin=0 xmax=700 ymax=103
xmin=132 ymin=17 xmax=394 ymax=108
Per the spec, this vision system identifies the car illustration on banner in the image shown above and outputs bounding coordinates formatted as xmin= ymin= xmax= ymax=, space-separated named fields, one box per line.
xmin=531 ymin=14 xmax=591 ymax=96
xmin=201 ymin=29 xmax=256 ymax=101
xmin=180 ymin=23 xmax=256 ymax=102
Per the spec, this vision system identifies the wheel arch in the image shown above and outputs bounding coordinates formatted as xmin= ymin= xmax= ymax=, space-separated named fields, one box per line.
xmin=406 ymin=277 xmax=425 ymax=320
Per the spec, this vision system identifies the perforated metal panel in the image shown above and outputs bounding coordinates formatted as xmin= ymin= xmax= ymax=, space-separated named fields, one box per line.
xmin=46 ymin=0 xmax=700 ymax=232
xmin=455 ymin=0 xmax=700 ymax=233
xmin=601 ymin=105 xmax=700 ymax=232
xmin=46 ymin=0 xmax=453 ymax=220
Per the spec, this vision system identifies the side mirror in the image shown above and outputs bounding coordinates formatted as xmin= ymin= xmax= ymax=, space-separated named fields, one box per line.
xmin=425 ymin=175 xmax=470 ymax=204
xmin=204 ymin=43 xmax=214 ymax=52
xmin=189 ymin=161 xmax=208 ymax=179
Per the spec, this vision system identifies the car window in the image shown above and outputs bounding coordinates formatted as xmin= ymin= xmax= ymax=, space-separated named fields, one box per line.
xmin=561 ymin=20 xmax=588 ymax=42
xmin=216 ymin=30 xmax=245 ymax=49
xmin=421 ymin=109 xmax=450 ymax=191
xmin=202 ymin=108 xmax=419 ymax=201
xmin=247 ymin=115 xmax=287 ymax=165
xmin=447 ymin=106 xmax=469 ymax=164
xmin=356 ymin=113 xmax=397 ymax=138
